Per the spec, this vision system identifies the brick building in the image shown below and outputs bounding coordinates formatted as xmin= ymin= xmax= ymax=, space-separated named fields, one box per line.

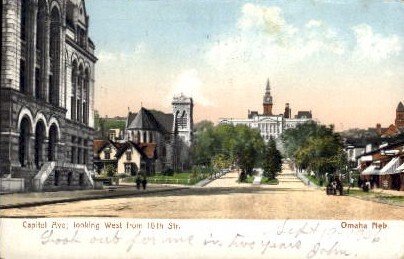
xmin=1 ymin=0 xmax=97 ymax=192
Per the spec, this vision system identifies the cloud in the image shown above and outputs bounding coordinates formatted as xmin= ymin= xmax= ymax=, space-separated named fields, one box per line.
xmin=169 ymin=69 xmax=213 ymax=107
xmin=97 ymin=42 xmax=147 ymax=63
xmin=206 ymin=4 xmax=345 ymax=71
xmin=352 ymin=24 xmax=402 ymax=62
xmin=238 ymin=4 xmax=297 ymax=45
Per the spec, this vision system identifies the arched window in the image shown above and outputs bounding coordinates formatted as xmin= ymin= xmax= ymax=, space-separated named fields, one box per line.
xmin=48 ymin=124 xmax=58 ymax=161
xmin=83 ymin=68 xmax=90 ymax=125
xmin=176 ymin=111 xmax=187 ymax=130
xmin=19 ymin=1 xmax=28 ymax=93
xmin=35 ymin=120 xmax=46 ymax=169
xmin=49 ymin=7 xmax=61 ymax=106
xmin=71 ymin=61 xmax=78 ymax=120
xmin=19 ymin=117 xmax=32 ymax=167
xmin=77 ymin=64 xmax=84 ymax=122
xmin=35 ymin=0 xmax=47 ymax=100
xmin=20 ymin=0 xmax=28 ymax=40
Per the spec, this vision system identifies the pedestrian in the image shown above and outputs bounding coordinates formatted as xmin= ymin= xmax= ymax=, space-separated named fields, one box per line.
xmin=142 ymin=177 xmax=147 ymax=190
xmin=308 ymin=180 xmax=310 ymax=186
xmin=135 ymin=176 xmax=141 ymax=190
xmin=332 ymin=181 xmax=337 ymax=195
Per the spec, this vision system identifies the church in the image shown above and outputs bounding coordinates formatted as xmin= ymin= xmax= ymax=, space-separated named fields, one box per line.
xmin=124 ymin=94 xmax=194 ymax=173
xmin=219 ymin=79 xmax=313 ymax=141
xmin=1 ymin=0 xmax=97 ymax=192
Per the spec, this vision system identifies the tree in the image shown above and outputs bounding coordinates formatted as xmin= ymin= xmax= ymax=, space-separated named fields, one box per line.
xmin=282 ymin=121 xmax=347 ymax=182
xmin=104 ymin=164 xmax=116 ymax=177
xmin=262 ymin=139 xmax=282 ymax=180
xmin=212 ymin=154 xmax=231 ymax=171
xmin=191 ymin=123 xmax=265 ymax=182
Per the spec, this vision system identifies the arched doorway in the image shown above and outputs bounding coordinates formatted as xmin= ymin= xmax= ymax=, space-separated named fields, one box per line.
xmin=35 ymin=120 xmax=46 ymax=169
xmin=19 ymin=117 xmax=32 ymax=167
xmin=48 ymin=124 xmax=58 ymax=161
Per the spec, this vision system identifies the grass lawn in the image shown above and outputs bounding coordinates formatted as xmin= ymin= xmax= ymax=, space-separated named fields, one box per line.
xmin=244 ymin=176 xmax=279 ymax=185
xmin=306 ymin=175 xmax=322 ymax=186
xmin=348 ymin=189 xmax=404 ymax=206
xmin=121 ymin=172 xmax=208 ymax=185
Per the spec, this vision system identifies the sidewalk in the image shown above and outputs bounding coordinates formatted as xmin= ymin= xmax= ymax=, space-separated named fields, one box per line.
xmin=0 ymin=184 xmax=188 ymax=210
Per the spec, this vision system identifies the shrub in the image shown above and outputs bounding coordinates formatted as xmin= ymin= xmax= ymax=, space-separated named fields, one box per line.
xmin=162 ymin=168 xmax=174 ymax=176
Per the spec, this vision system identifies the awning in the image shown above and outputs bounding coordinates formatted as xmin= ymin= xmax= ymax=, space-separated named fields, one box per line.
xmin=359 ymin=155 xmax=373 ymax=162
xmin=361 ymin=165 xmax=380 ymax=175
xmin=380 ymin=157 xmax=400 ymax=175
xmin=396 ymin=162 xmax=404 ymax=173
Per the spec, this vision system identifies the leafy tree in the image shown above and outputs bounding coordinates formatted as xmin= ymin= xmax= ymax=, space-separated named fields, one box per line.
xmin=282 ymin=121 xmax=347 ymax=181
xmin=192 ymin=123 xmax=265 ymax=182
xmin=212 ymin=154 xmax=232 ymax=170
xmin=262 ymin=139 xmax=282 ymax=180
xmin=104 ymin=164 xmax=117 ymax=177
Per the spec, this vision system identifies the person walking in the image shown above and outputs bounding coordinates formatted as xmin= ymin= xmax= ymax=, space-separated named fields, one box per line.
xmin=135 ymin=176 xmax=141 ymax=190
xmin=142 ymin=177 xmax=147 ymax=190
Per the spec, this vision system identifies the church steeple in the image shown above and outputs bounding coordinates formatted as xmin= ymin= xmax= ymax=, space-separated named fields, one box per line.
xmin=263 ymin=78 xmax=273 ymax=116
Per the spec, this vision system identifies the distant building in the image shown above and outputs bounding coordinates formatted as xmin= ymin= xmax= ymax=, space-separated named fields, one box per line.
xmin=395 ymin=101 xmax=404 ymax=129
xmin=93 ymin=140 xmax=156 ymax=176
xmin=371 ymin=101 xmax=404 ymax=137
xmin=357 ymin=140 xmax=404 ymax=191
xmin=124 ymin=94 xmax=194 ymax=172
xmin=219 ymin=79 xmax=313 ymax=141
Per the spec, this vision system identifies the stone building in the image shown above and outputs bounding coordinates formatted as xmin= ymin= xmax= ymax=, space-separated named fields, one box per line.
xmin=395 ymin=101 xmax=404 ymax=129
xmin=125 ymin=94 xmax=194 ymax=172
xmin=219 ymin=79 xmax=312 ymax=141
xmin=0 ymin=0 xmax=97 ymax=192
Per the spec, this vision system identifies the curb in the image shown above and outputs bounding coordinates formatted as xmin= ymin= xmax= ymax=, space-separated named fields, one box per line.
xmin=0 ymin=187 xmax=189 ymax=210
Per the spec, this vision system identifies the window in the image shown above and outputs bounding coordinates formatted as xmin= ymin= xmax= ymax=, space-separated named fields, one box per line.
xmin=105 ymin=151 xmax=110 ymax=160
xmin=20 ymin=0 xmax=28 ymax=40
xmin=176 ymin=111 xmax=187 ymax=129
xmin=126 ymin=151 xmax=132 ymax=161
xmin=35 ymin=68 xmax=41 ymax=98
xmin=19 ymin=60 xmax=26 ymax=93
xmin=125 ymin=164 xmax=132 ymax=174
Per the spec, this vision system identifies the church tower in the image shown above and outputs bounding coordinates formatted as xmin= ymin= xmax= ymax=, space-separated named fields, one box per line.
xmin=395 ymin=101 xmax=404 ymax=128
xmin=172 ymin=94 xmax=194 ymax=171
xmin=263 ymin=79 xmax=273 ymax=116
xmin=172 ymin=94 xmax=194 ymax=147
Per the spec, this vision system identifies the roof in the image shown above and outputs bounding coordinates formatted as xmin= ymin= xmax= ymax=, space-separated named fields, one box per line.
xmin=397 ymin=102 xmax=404 ymax=112
xmin=127 ymin=108 xmax=174 ymax=133
xmin=93 ymin=140 xmax=109 ymax=154
xmin=356 ymin=139 xmax=404 ymax=158
xmin=127 ymin=108 xmax=161 ymax=131
xmin=138 ymin=143 xmax=157 ymax=159
xmin=296 ymin=111 xmax=312 ymax=119
xmin=115 ymin=142 xmax=147 ymax=159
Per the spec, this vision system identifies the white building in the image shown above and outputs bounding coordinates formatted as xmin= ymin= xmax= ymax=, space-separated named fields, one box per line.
xmin=219 ymin=79 xmax=312 ymax=141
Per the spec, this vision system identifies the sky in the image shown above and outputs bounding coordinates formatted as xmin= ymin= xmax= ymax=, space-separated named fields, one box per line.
xmin=86 ymin=0 xmax=404 ymax=131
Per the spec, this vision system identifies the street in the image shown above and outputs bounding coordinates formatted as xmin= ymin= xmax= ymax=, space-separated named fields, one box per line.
xmin=1 ymin=166 xmax=403 ymax=219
